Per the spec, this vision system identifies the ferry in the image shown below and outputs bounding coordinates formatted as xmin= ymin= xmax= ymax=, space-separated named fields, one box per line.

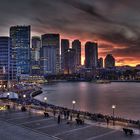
xmin=95 ymin=80 xmax=111 ymax=84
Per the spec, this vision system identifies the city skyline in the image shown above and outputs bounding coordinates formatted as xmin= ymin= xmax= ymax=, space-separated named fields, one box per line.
xmin=0 ymin=0 xmax=140 ymax=66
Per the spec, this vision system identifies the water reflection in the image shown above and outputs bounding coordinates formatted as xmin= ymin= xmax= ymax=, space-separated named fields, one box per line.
xmin=35 ymin=82 xmax=140 ymax=120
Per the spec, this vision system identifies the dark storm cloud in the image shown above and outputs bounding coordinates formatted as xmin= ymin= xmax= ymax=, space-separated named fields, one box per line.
xmin=0 ymin=0 xmax=140 ymax=64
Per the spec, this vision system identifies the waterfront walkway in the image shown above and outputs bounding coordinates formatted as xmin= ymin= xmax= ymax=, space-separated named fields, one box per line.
xmin=0 ymin=110 xmax=140 ymax=140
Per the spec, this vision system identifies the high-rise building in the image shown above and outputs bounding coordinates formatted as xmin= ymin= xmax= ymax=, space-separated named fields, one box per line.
xmin=10 ymin=25 xmax=31 ymax=75
xmin=98 ymin=57 xmax=103 ymax=68
xmin=31 ymin=36 xmax=41 ymax=75
xmin=105 ymin=54 xmax=115 ymax=68
xmin=72 ymin=40 xmax=81 ymax=67
xmin=0 ymin=37 xmax=16 ymax=86
xmin=61 ymin=39 xmax=69 ymax=74
xmin=85 ymin=41 xmax=98 ymax=68
xmin=40 ymin=34 xmax=60 ymax=75
xmin=67 ymin=49 xmax=76 ymax=74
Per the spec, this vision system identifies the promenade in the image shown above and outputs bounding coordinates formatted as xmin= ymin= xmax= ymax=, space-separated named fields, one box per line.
xmin=0 ymin=109 xmax=140 ymax=140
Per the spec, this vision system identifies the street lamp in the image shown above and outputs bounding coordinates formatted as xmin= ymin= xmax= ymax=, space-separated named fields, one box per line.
xmin=23 ymin=94 xmax=26 ymax=106
xmin=44 ymin=97 xmax=47 ymax=112
xmin=112 ymin=105 xmax=116 ymax=126
xmin=7 ymin=92 xmax=10 ymax=96
xmin=72 ymin=100 xmax=76 ymax=110
xmin=23 ymin=94 xmax=26 ymax=98
xmin=71 ymin=100 xmax=76 ymax=121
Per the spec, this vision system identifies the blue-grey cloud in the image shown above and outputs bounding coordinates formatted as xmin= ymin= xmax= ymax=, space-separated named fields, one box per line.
xmin=0 ymin=0 xmax=140 ymax=65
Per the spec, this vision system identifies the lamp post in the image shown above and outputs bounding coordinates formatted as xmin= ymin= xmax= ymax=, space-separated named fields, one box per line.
xmin=72 ymin=100 xmax=76 ymax=110
xmin=7 ymin=92 xmax=10 ymax=98
xmin=23 ymin=94 xmax=26 ymax=105
xmin=112 ymin=105 xmax=116 ymax=126
xmin=44 ymin=97 xmax=47 ymax=112
xmin=7 ymin=92 xmax=10 ymax=109
xmin=23 ymin=94 xmax=26 ymax=98
xmin=70 ymin=100 xmax=76 ymax=121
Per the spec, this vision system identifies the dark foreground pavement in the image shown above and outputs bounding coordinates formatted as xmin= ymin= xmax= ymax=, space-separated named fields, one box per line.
xmin=0 ymin=110 xmax=140 ymax=140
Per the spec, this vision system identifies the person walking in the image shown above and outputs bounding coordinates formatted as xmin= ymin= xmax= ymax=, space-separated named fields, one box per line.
xmin=58 ymin=114 xmax=61 ymax=124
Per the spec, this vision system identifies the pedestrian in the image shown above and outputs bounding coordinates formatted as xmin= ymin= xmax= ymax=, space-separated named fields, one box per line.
xmin=106 ymin=117 xmax=109 ymax=126
xmin=53 ymin=108 xmax=56 ymax=118
xmin=70 ymin=113 xmax=72 ymax=121
xmin=67 ymin=110 xmax=70 ymax=120
xmin=77 ymin=113 xmax=80 ymax=119
xmin=58 ymin=114 xmax=61 ymax=124
xmin=64 ymin=110 xmax=67 ymax=120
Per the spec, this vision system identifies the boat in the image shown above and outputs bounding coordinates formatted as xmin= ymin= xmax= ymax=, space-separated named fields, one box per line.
xmin=95 ymin=80 xmax=111 ymax=84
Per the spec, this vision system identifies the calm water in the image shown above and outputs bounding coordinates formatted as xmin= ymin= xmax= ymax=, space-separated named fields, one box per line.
xmin=35 ymin=82 xmax=140 ymax=120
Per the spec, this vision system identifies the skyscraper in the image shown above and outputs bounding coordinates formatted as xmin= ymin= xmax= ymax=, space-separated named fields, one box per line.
xmin=98 ymin=57 xmax=103 ymax=68
xmin=0 ymin=37 xmax=16 ymax=86
xmin=72 ymin=40 xmax=81 ymax=67
xmin=10 ymin=25 xmax=31 ymax=75
xmin=31 ymin=36 xmax=41 ymax=75
xmin=85 ymin=42 xmax=98 ymax=68
xmin=40 ymin=34 xmax=60 ymax=75
xmin=61 ymin=39 xmax=69 ymax=73
xmin=67 ymin=49 xmax=76 ymax=74
xmin=105 ymin=54 xmax=115 ymax=68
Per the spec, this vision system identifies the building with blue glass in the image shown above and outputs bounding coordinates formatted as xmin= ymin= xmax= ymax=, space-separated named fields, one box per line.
xmin=0 ymin=37 xmax=16 ymax=87
xmin=40 ymin=34 xmax=60 ymax=75
xmin=10 ymin=25 xmax=31 ymax=75
xmin=31 ymin=36 xmax=41 ymax=75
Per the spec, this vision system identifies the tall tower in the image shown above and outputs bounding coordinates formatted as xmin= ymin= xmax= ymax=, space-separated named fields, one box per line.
xmin=0 ymin=37 xmax=16 ymax=86
xmin=85 ymin=41 xmax=98 ymax=68
xmin=31 ymin=36 xmax=41 ymax=75
xmin=67 ymin=49 xmax=76 ymax=74
xmin=10 ymin=25 xmax=31 ymax=75
xmin=72 ymin=40 xmax=81 ymax=67
xmin=98 ymin=57 xmax=103 ymax=68
xmin=61 ymin=39 xmax=69 ymax=73
xmin=40 ymin=34 xmax=60 ymax=75
xmin=105 ymin=54 xmax=115 ymax=68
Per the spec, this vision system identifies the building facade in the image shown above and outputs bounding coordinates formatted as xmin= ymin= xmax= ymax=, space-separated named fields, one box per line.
xmin=31 ymin=36 xmax=41 ymax=75
xmin=40 ymin=34 xmax=60 ymax=75
xmin=61 ymin=39 xmax=69 ymax=74
xmin=0 ymin=37 xmax=16 ymax=87
xmin=10 ymin=25 xmax=31 ymax=75
xmin=72 ymin=40 xmax=81 ymax=67
xmin=67 ymin=49 xmax=76 ymax=74
xmin=98 ymin=57 xmax=103 ymax=68
xmin=85 ymin=42 xmax=98 ymax=68
xmin=105 ymin=54 xmax=115 ymax=68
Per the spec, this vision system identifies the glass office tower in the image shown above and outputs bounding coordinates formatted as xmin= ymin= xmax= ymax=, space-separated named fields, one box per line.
xmin=10 ymin=25 xmax=31 ymax=75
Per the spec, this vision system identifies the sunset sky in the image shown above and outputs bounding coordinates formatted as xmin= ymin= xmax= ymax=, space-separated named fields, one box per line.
xmin=0 ymin=0 xmax=140 ymax=66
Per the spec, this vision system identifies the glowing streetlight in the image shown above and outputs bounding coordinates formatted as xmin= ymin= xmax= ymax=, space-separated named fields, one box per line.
xmin=72 ymin=100 xmax=76 ymax=110
xmin=44 ymin=97 xmax=47 ymax=102
xmin=112 ymin=105 xmax=116 ymax=126
xmin=23 ymin=94 xmax=26 ymax=98
xmin=44 ymin=97 xmax=47 ymax=112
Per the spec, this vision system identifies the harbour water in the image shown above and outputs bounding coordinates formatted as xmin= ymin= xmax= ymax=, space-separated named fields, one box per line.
xmin=35 ymin=82 xmax=140 ymax=120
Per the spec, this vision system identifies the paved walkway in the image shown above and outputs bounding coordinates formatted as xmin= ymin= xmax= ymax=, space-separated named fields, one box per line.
xmin=0 ymin=110 xmax=140 ymax=140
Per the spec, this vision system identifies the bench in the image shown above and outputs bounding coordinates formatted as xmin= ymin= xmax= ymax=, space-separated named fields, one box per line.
xmin=21 ymin=106 xmax=26 ymax=112
xmin=44 ymin=112 xmax=49 ymax=117
xmin=123 ymin=128 xmax=133 ymax=135
xmin=75 ymin=118 xmax=84 ymax=125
